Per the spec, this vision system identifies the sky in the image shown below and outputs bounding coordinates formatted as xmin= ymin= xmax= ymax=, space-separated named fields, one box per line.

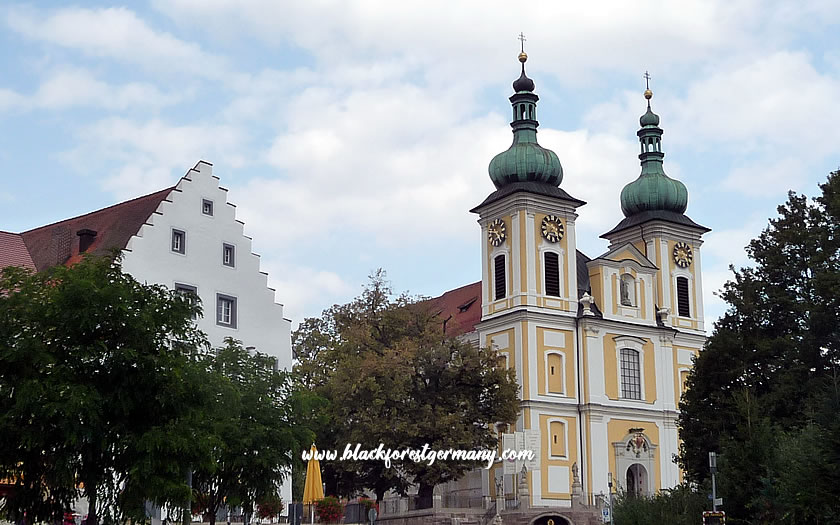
xmin=1 ymin=1 xmax=839 ymax=328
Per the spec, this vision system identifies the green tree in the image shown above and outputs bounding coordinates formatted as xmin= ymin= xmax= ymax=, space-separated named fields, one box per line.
xmin=191 ymin=338 xmax=314 ymax=525
xmin=678 ymin=170 xmax=840 ymax=524
xmin=0 ymin=256 xmax=209 ymax=525
xmin=293 ymin=270 xmax=519 ymax=502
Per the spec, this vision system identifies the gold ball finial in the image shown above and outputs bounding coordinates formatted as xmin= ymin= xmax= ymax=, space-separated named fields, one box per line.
xmin=644 ymin=88 xmax=653 ymax=100
xmin=518 ymin=51 xmax=528 ymax=63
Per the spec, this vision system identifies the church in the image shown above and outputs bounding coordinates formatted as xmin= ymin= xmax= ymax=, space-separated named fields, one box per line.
xmin=431 ymin=49 xmax=708 ymax=509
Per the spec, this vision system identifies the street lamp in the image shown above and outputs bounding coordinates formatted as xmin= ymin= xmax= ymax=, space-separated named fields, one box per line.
xmin=709 ymin=452 xmax=718 ymax=512
xmin=607 ymin=471 xmax=614 ymax=525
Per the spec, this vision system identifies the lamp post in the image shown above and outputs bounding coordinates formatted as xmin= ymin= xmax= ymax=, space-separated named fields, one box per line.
xmin=709 ymin=452 xmax=718 ymax=512
xmin=607 ymin=471 xmax=614 ymax=525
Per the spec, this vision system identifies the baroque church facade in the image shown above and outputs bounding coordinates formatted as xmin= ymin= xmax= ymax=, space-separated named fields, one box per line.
xmin=434 ymin=51 xmax=708 ymax=508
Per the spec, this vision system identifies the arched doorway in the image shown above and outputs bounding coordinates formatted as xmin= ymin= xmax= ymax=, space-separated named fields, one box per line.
xmin=626 ymin=463 xmax=648 ymax=497
xmin=531 ymin=516 xmax=571 ymax=525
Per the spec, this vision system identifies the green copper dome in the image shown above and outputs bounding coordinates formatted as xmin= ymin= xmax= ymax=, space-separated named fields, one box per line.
xmin=488 ymin=52 xmax=563 ymax=189
xmin=620 ymin=89 xmax=687 ymax=217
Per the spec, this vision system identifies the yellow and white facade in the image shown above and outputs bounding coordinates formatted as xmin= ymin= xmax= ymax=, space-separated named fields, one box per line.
xmin=442 ymin=54 xmax=709 ymax=508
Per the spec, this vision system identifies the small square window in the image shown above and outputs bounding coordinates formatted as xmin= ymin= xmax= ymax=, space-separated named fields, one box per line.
xmin=202 ymin=199 xmax=214 ymax=216
xmin=175 ymin=283 xmax=198 ymax=319
xmin=223 ymin=243 xmax=235 ymax=267
xmin=216 ymin=294 xmax=237 ymax=328
xmin=171 ymin=229 xmax=186 ymax=254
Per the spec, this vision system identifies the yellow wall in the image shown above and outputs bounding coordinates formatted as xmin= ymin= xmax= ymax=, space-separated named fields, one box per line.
xmin=539 ymin=414 xmax=578 ymax=499
xmin=589 ymin=268 xmax=603 ymax=311
xmin=547 ymin=353 xmax=563 ymax=393
xmin=520 ymin=322 xmax=530 ymax=404
xmin=536 ymin=327 xmax=574 ymax=397
xmin=607 ymin=419 xmax=661 ymax=491
xmin=603 ymin=333 xmax=656 ymax=403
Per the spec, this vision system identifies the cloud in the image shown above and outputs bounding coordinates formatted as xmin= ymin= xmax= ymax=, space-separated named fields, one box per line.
xmin=6 ymin=6 xmax=225 ymax=76
xmin=258 ymin=260 xmax=355 ymax=327
xmin=0 ymin=68 xmax=184 ymax=112
xmin=64 ymin=118 xmax=248 ymax=198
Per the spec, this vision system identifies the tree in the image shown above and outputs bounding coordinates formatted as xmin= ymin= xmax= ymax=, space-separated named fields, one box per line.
xmin=293 ymin=270 xmax=519 ymax=502
xmin=678 ymin=170 xmax=840 ymax=524
xmin=0 ymin=256 xmax=210 ymax=525
xmin=191 ymin=339 xmax=314 ymax=525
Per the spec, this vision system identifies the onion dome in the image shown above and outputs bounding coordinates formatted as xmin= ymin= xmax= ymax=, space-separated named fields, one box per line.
xmin=619 ymin=84 xmax=687 ymax=216
xmin=488 ymin=50 xmax=563 ymax=189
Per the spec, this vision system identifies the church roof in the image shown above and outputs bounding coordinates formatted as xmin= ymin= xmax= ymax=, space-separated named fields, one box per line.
xmin=470 ymin=181 xmax=585 ymax=213
xmin=428 ymin=281 xmax=482 ymax=337
xmin=15 ymin=187 xmax=174 ymax=272
xmin=0 ymin=231 xmax=36 ymax=271
xmin=600 ymin=209 xmax=710 ymax=238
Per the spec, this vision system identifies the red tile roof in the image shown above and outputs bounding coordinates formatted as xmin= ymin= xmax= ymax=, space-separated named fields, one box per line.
xmin=428 ymin=281 xmax=482 ymax=336
xmin=17 ymin=187 xmax=174 ymax=271
xmin=0 ymin=231 xmax=36 ymax=271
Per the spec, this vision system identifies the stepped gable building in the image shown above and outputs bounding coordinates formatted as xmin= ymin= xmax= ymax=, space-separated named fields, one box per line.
xmin=434 ymin=51 xmax=709 ymax=508
xmin=1 ymin=160 xmax=292 ymax=369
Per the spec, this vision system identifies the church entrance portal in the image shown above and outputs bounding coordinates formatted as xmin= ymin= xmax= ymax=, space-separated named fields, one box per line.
xmin=626 ymin=463 xmax=648 ymax=496
xmin=531 ymin=516 xmax=571 ymax=525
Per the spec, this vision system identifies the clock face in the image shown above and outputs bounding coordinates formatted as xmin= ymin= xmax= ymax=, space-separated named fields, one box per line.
xmin=673 ymin=242 xmax=693 ymax=268
xmin=541 ymin=215 xmax=564 ymax=243
xmin=487 ymin=218 xmax=506 ymax=247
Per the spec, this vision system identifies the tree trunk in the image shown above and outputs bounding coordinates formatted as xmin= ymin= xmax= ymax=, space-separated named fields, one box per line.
xmin=208 ymin=493 xmax=217 ymax=525
xmin=417 ymin=483 xmax=434 ymax=510
xmin=86 ymin=483 xmax=97 ymax=525
xmin=375 ymin=488 xmax=385 ymax=503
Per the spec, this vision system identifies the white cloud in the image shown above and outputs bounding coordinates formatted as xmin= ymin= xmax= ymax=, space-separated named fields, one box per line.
xmin=65 ymin=118 xmax=248 ymax=198
xmin=0 ymin=68 xmax=184 ymax=112
xmin=6 ymin=6 xmax=225 ymax=76
xmin=258 ymin=261 xmax=355 ymax=327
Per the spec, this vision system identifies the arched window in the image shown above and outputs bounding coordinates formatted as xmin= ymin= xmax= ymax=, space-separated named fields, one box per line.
xmin=549 ymin=420 xmax=566 ymax=457
xmin=620 ymin=274 xmax=636 ymax=306
xmin=676 ymin=276 xmax=690 ymax=317
xmin=620 ymin=348 xmax=642 ymax=400
xmin=548 ymin=353 xmax=563 ymax=394
xmin=544 ymin=252 xmax=560 ymax=297
xmin=494 ymin=255 xmax=506 ymax=301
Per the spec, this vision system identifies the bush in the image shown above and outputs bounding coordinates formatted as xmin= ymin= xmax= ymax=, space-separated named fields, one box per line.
xmin=613 ymin=484 xmax=708 ymax=525
xmin=316 ymin=496 xmax=343 ymax=523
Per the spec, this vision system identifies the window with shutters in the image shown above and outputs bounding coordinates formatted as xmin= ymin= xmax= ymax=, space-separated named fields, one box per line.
xmin=494 ymin=255 xmax=506 ymax=300
xmin=544 ymin=251 xmax=560 ymax=297
xmin=676 ymin=276 xmax=690 ymax=317
xmin=620 ymin=348 xmax=642 ymax=400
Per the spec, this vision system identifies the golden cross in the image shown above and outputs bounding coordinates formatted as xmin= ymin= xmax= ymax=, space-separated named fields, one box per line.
xmin=644 ymin=71 xmax=651 ymax=90
xmin=518 ymin=32 xmax=526 ymax=53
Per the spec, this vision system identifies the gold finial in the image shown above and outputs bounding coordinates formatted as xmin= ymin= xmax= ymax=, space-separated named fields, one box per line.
xmin=643 ymin=71 xmax=653 ymax=100
xmin=518 ymin=32 xmax=527 ymax=63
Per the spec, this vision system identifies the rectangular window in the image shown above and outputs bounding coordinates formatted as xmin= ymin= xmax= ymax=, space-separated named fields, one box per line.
xmin=544 ymin=252 xmax=560 ymax=297
xmin=494 ymin=255 xmax=506 ymax=300
xmin=620 ymin=348 xmax=642 ymax=400
xmin=171 ymin=229 xmax=185 ymax=254
xmin=175 ymin=283 xmax=198 ymax=319
xmin=216 ymin=294 xmax=237 ymax=328
xmin=202 ymin=199 xmax=214 ymax=216
xmin=676 ymin=277 xmax=691 ymax=317
xmin=223 ymin=243 xmax=235 ymax=267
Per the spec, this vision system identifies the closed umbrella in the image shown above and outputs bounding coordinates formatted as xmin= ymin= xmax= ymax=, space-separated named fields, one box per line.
xmin=302 ymin=444 xmax=324 ymax=524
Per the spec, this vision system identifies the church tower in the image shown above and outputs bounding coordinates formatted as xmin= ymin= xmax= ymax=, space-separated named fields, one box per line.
xmin=600 ymin=83 xmax=710 ymax=335
xmin=472 ymin=49 xmax=588 ymax=507
xmin=457 ymin=58 xmax=709 ymax=511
